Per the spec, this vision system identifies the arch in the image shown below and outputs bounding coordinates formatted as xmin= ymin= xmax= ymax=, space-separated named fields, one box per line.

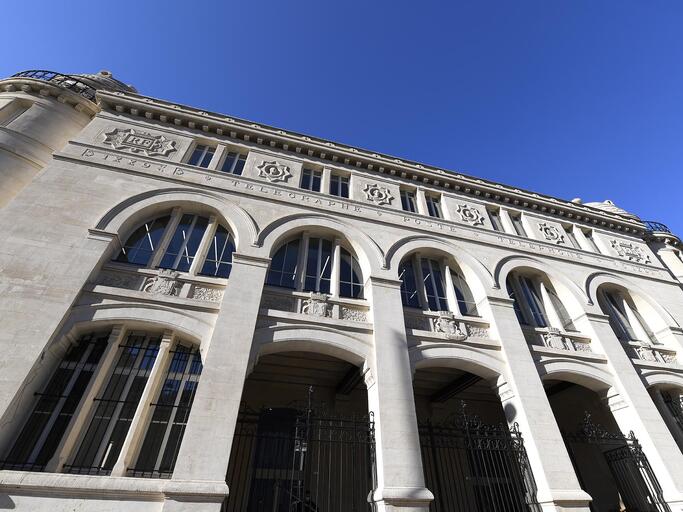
xmin=250 ymin=324 xmax=371 ymax=373
xmin=256 ymin=213 xmax=384 ymax=277
xmin=385 ymin=235 xmax=494 ymax=290
xmin=57 ymin=302 xmax=211 ymax=350
xmin=95 ymin=187 xmax=259 ymax=253
xmin=410 ymin=344 xmax=505 ymax=381
xmin=638 ymin=369 xmax=683 ymax=391
xmin=537 ymin=358 xmax=615 ymax=393
xmin=586 ymin=271 xmax=679 ymax=327
xmin=494 ymin=255 xmax=589 ymax=305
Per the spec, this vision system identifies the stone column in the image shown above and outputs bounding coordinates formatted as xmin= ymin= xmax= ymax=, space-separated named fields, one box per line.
xmin=366 ymin=276 xmax=433 ymax=511
xmin=586 ymin=312 xmax=683 ymax=507
xmin=487 ymin=296 xmax=592 ymax=512
xmin=167 ymin=253 xmax=270 ymax=511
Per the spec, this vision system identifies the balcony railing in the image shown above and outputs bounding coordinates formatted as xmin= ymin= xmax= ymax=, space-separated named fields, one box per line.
xmin=10 ymin=70 xmax=97 ymax=101
xmin=522 ymin=326 xmax=592 ymax=353
xmin=644 ymin=221 xmax=673 ymax=234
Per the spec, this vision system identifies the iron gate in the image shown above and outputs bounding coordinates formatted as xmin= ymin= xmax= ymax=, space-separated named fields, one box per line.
xmin=418 ymin=407 xmax=541 ymax=512
xmin=564 ymin=412 xmax=670 ymax=512
xmin=222 ymin=405 xmax=376 ymax=512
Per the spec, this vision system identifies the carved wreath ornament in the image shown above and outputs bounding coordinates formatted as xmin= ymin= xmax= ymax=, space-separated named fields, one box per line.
xmin=102 ymin=128 xmax=176 ymax=157
xmin=610 ymin=240 xmax=651 ymax=264
xmin=432 ymin=312 xmax=468 ymax=341
xmin=257 ymin=160 xmax=292 ymax=183
xmin=538 ymin=222 xmax=565 ymax=245
xmin=363 ymin=184 xmax=394 ymax=206
xmin=455 ymin=204 xmax=485 ymax=226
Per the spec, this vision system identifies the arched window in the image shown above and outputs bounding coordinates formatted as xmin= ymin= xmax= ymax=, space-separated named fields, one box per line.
xmin=398 ymin=254 xmax=479 ymax=316
xmin=0 ymin=329 xmax=203 ymax=479
xmin=506 ymin=272 xmax=575 ymax=331
xmin=116 ymin=209 xmax=235 ymax=279
xmin=266 ymin=234 xmax=363 ymax=299
xmin=598 ymin=288 xmax=658 ymax=344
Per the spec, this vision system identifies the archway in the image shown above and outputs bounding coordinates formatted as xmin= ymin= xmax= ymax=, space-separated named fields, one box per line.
xmin=648 ymin=384 xmax=683 ymax=454
xmin=412 ymin=364 xmax=540 ymax=512
xmin=223 ymin=350 xmax=375 ymax=512
xmin=544 ymin=379 xmax=669 ymax=512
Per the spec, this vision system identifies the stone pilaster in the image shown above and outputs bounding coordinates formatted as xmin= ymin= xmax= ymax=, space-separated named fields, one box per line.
xmin=366 ymin=276 xmax=433 ymax=512
xmin=487 ymin=296 xmax=592 ymax=512
xmin=167 ymin=253 xmax=270 ymax=509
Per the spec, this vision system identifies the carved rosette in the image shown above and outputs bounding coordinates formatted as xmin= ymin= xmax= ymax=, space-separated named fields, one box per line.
xmin=257 ymin=160 xmax=292 ymax=182
xmin=102 ymin=128 xmax=176 ymax=156
xmin=538 ymin=222 xmax=565 ymax=245
xmin=431 ymin=312 xmax=468 ymax=341
xmin=301 ymin=293 xmax=332 ymax=318
xmin=143 ymin=269 xmax=180 ymax=296
xmin=610 ymin=240 xmax=651 ymax=264
xmin=363 ymin=184 xmax=394 ymax=206
xmin=455 ymin=204 xmax=485 ymax=226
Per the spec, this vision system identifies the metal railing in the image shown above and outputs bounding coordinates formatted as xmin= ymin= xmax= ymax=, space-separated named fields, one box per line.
xmin=9 ymin=70 xmax=97 ymax=101
xmin=644 ymin=221 xmax=673 ymax=234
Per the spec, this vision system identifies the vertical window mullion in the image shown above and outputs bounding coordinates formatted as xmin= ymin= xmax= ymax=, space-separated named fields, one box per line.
xmin=149 ymin=208 xmax=183 ymax=269
xmin=171 ymin=215 xmax=197 ymax=270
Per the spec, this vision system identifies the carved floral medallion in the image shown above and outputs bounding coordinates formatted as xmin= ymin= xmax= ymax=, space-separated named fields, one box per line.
xmin=455 ymin=204 xmax=485 ymax=226
xmin=363 ymin=184 xmax=394 ymax=206
xmin=610 ymin=240 xmax=651 ymax=264
xmin=257 ymin=160 xmax=292 ymax=182
xmin=538 ymin=222 xmax=565 ymax=245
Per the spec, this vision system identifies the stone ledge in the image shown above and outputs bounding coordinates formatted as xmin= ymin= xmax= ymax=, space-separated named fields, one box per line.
xmin=0 ymin=470 xmax=228 ymax=500
xmin=530 ymin=344 xmax=608 ymax=363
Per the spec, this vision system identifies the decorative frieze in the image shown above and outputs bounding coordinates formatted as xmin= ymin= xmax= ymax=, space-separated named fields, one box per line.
xmin=524 ymin=327 xmax=592 ymax=353
xmin=192 ymin=286 xmax=223 ymax=303
xmin=340 ymin=306 xmax=368 ymax=323
xmin=455 ymin=204 xmax=485 ymax=226
xmin=363 ymin=184 xmax=394 ymax=206
xmin=630 ymin=344 xmax=677 ymax=364
xmin=257 ymin=160 xmax=292 ymax=183
xmin=102 ymin=128 xmax=176 ymax=157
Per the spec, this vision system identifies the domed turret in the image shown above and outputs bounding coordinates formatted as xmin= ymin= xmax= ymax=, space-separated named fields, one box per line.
xmin=583 ymin=199 xmax=641 ymax=221
xmin=72 ymin=70 xmax=137 ymax=95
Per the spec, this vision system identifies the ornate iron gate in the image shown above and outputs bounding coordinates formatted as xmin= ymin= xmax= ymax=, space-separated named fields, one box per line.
xmin=222 ymin=404 xmax=376 ymax=512
xmin=564 ymin=412 xmax=670 ymax=512
xmin=418 ymin=407 xmax=541 ymax=512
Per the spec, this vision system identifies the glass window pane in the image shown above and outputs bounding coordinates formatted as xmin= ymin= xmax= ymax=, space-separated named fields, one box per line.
xmin=187 ymin=145 xmax=207 ymax=166
xmin=159 ymin=215 xmax=209 ymax=272
xmin=116 ymin=216 xmax=171 ymax=266
xmin=199 ymin=225 xmax=235 ymax=278
xmin=266 ymin=239 xmax=300 ymax=289
xmin=452 ymin=270 xmax=478 ymax=316
xmin=399 ymin=260 xmax=420 ymax=308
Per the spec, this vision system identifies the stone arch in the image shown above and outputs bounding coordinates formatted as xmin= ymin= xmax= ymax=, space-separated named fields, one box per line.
xmin=94 ymin=187 xmax=260 ymax=253
xmin=537 ymin=358 xmax=614 ymax=393
xmin=250 ymin=324 xmax=371 ymax=374
xmin=410 ymin=344 xmax=505 ymax=382
xmin=638 ymin=368 xmax=683 ymax=391
xmin=256 ymin=213 xmax=384 ymax=277
xmin=586 ymin=271 xmax=680 ymax=327
xmin=385 ymin=235 xmax=495 ymax=299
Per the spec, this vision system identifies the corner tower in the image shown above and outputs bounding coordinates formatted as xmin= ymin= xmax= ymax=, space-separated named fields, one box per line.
xmin=0 ymin=69 xmax=135 ymax=207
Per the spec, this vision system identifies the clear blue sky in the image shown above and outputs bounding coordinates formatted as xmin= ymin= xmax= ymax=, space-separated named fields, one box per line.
xmin=3 ymin=1 xmax=681 ymax=234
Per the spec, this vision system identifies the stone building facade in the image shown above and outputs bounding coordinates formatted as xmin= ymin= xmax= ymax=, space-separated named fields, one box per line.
xmin=1 ymin=69 xmax=683 ymax=512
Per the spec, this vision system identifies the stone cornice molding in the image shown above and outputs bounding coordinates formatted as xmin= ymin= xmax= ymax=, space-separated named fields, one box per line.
xmin=0 ymin=77 xmax=100 ymax=117
xmin=231 ymin=252 xmax=271 ymax=268
xmin=96 ymin=90 xmax=644 ymax=236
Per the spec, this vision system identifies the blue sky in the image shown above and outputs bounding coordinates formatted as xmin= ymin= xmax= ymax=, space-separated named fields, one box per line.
xmin=3 ymin=1 xmax=681 ymax=234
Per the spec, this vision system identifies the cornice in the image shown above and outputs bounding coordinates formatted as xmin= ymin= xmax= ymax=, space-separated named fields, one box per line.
xmin=0 ymin=77 xmax=100 ymax=117
xmin=96 ymin=90 xmax=645 ymax=236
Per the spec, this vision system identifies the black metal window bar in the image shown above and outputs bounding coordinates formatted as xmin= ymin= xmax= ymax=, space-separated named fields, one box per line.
xmin=563 ymin=412 xmax=670 ymax=512
xmin=222 ymin=396 xmax=376 ymax=511
xmin=63 ymin=333 xmax=161 ymax=475
xmin=661 ymin=391 xmax=683 ymax=434
xmin=11 ymin=70 xmax=98 ymax=101
xmin=0 ymin=332 xmax=110 ymax=472
xmin=418 ymin=404 xmax=541 ymax=512
xmin=127 ymin=344 xmax=203 ymax=478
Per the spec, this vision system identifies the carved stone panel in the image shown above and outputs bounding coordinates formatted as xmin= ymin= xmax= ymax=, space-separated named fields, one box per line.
xmin=431 ymin=312 xmax=468 ymax=341
xmin=455 ymin=204 xmax=485 ymax=226
xmin=363 ymin=184 xmax=394 ymax=206
xmin=340 ymin=306 xmax=368 ymax=322
xmin=257 ymin=160 xmax=292 ymax=183
xmin=102 ymin=128 xmax=176 ymax=157
xmin=542 ymin=328 xmax=568 ymax=350
xmin=610 ymin=240 xmax=651 ymax=264
xmin=301 ymin=293 xmax=332 ymax=318
xmin=192 ymin=286 xmax=223 ymax=303
xmin=538 ymin=222 xmax=565 ymax=245
xmin=143 ymin=269 xmax=180 ymax=296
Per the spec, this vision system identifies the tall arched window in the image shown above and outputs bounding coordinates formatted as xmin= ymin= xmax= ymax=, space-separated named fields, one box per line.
xmin=598 ymin=288 xmax=658 ymax=344
xmin=506 ymin=271 xmax=575 ymax=331
xmin=0 ymin=329 xmax=203 ymax=479
xmin=266 ymin=234 xmax=363 ymax=299
xmin=116 ymin=209 xmax=235 ymax=279
xmin=398 ymin=254 xmax=479 ymax=316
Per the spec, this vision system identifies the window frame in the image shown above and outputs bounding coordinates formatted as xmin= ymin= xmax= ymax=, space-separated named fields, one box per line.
xmin=400 ymin=190 xmax=418 ymax=213
xmin=186 ymin=144 xmax=215 ymax=169
xmin=425 ymin=195 xmax=443 ymax=219
xmin=330 ymin=173 xmax=350 ymax=198
xmin=301 ymin=168 xmax=322 ymax=192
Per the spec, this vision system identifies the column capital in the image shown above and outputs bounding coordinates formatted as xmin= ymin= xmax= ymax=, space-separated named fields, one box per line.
xmin=367 ymin=275 xmax=403 ymax=289
xmin=231 ymin=252 xmax=271 ymax=269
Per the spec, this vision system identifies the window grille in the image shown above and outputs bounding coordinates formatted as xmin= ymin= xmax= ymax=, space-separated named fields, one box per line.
xmin=128 ymin=345 xmax=202 ymax=478
xmin=64 ymin=333 xmax=161 ymax=475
